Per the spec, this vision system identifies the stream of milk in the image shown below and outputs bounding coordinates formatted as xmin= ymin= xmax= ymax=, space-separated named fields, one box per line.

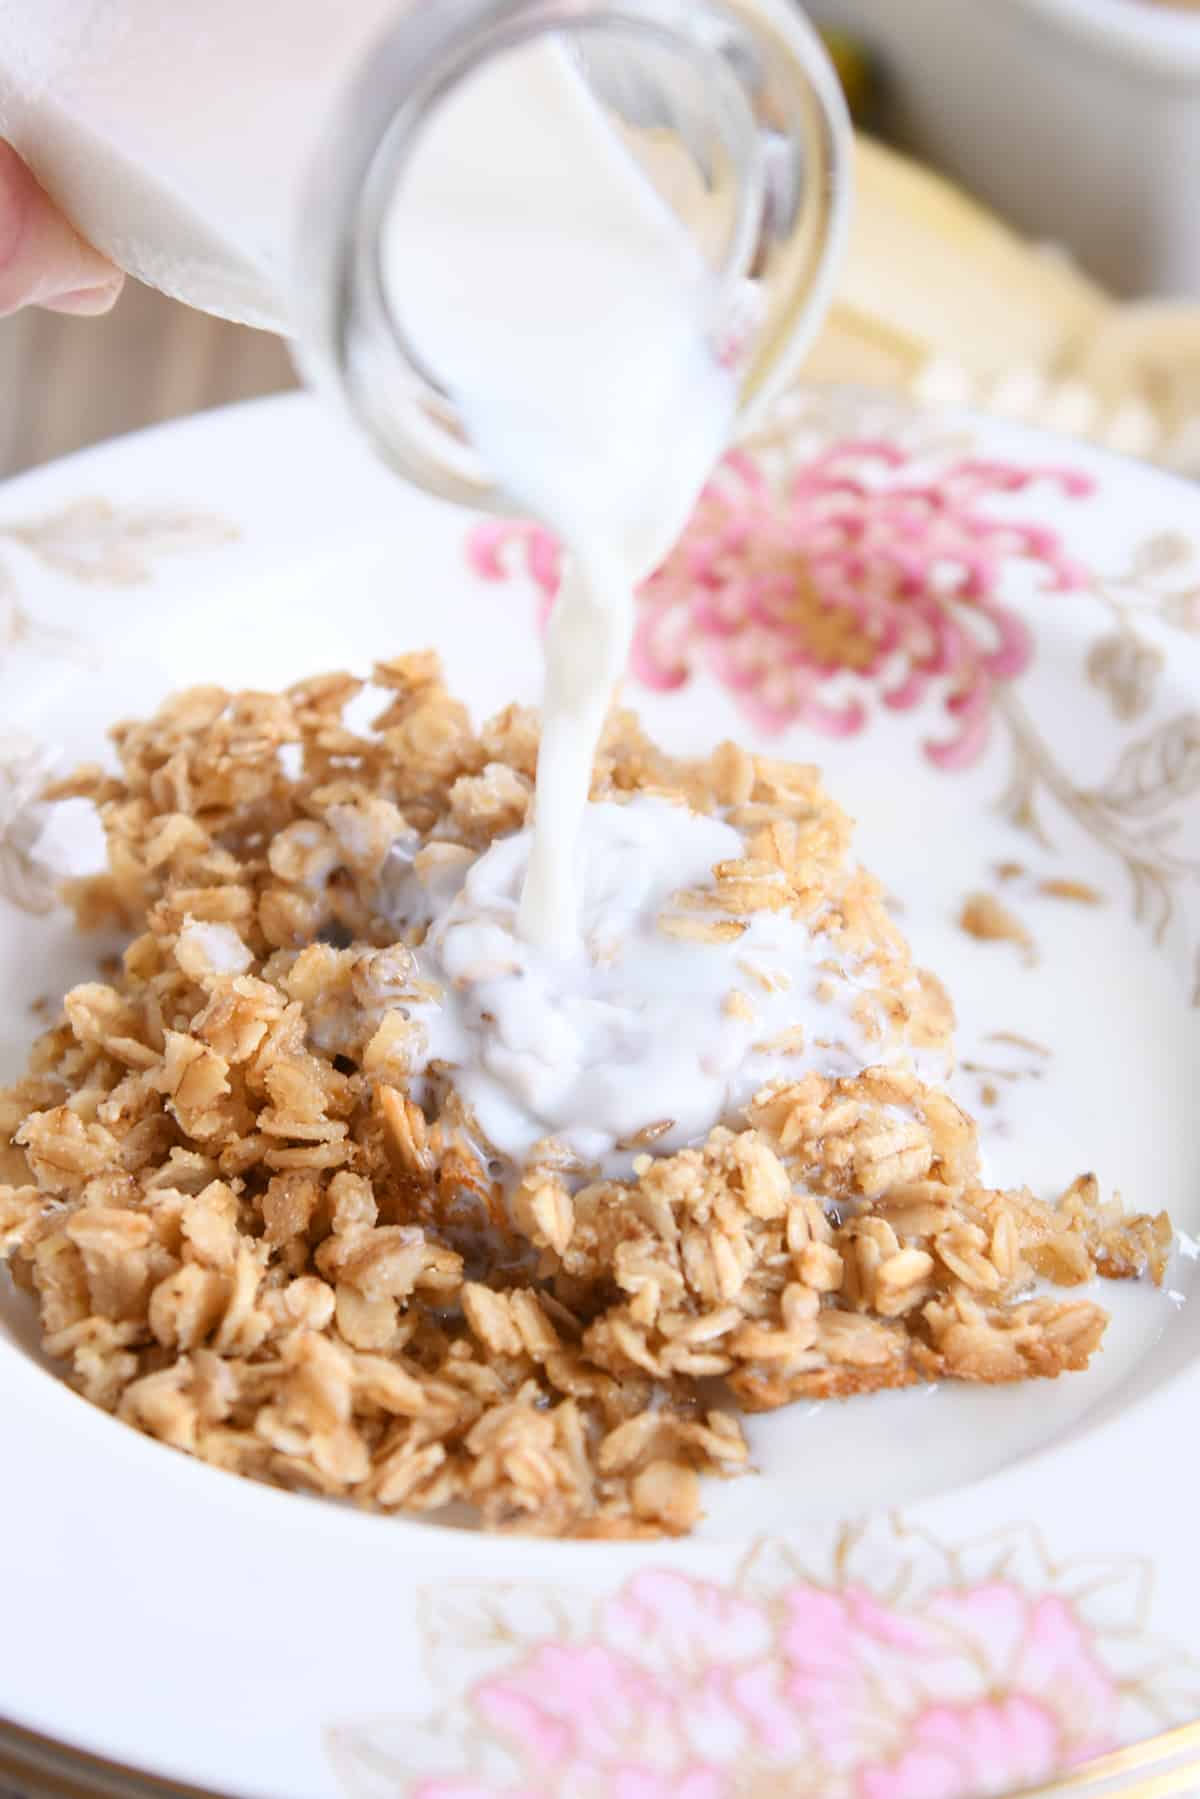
xmin=377 ymin=33 xmax=942 ymax=1175
xmin=383 ymin=38 xmax=738 ymax=959
xmin=379 ymin=40 xmax=959 ymax=1168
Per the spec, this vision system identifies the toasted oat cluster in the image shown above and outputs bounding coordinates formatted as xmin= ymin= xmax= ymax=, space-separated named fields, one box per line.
xmin=0 ymin=657 xmax=1171 ymax=1537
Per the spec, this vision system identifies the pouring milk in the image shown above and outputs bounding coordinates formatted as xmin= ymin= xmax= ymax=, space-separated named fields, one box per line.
xmin=383 ymin=41 xmax=738 ymax=955
xmin=375 ymin=44 xmax=914 ymax=1172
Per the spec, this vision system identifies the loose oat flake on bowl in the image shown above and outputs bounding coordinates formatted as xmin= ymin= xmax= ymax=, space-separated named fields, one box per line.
xmin=0 ymin=656 xmax=1171 ymax=1538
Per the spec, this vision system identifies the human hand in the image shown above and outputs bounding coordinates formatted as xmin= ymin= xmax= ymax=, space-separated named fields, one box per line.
xmin=0 ymin=140 xmax=123 ymax=317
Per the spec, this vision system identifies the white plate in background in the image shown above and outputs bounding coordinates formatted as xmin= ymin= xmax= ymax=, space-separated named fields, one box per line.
xmin=815 ymin=0 xmax=1200 ymax=298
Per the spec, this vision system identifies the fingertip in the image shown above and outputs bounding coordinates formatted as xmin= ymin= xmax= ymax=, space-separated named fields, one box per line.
xmin=44 ymin=273 xmax=126 ymax=316
xmin=0 ymin=141 xmax=33 ymax=281
xmin=0 ymin=138 xmax=121 ymax=316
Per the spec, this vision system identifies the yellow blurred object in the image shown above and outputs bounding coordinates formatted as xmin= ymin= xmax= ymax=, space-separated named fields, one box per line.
xmin=810 ymin=138 xmax=1107 ymax=386
xmin=806 ymin=134 xmax=1200 ymax=477
xmin=1069 ymin=302 xmax=1200 ymax=425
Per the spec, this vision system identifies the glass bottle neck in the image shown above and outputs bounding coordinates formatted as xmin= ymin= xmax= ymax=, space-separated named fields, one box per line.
xmin=293 ymin=0 xmax=850 ymax=510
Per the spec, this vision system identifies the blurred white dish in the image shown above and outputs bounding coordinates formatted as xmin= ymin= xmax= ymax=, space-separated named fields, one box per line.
xmin=815 ymin=0 xmax=1200 ymax=296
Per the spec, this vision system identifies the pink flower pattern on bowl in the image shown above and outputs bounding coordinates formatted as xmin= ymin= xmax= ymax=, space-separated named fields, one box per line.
xmin=467 ymin=444 xmax=1094 ymax=769
xmin=467 ymin=431 xmax=1200 ymax=965
xmin=327 ymin=1519 xmax=1199 ymax=1799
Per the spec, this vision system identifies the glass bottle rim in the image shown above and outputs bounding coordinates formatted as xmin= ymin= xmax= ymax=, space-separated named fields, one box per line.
xmin=293 ymin=0 xmax=851 ymax=510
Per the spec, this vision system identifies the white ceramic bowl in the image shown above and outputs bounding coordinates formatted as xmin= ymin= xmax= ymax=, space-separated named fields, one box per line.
xmin=6 ymin=386 xmax=1200 ymax=1798
xmin=814 ymin=0 xmax=1200 ymax=297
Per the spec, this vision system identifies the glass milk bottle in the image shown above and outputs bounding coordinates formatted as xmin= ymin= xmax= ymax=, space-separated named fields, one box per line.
xmin=0 ymin=1 xmax=851 ymax=509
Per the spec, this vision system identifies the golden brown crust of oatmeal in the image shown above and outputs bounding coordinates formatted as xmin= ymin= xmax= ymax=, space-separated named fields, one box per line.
xmin=0 ymin=657 xmax=1172 ymax=1538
